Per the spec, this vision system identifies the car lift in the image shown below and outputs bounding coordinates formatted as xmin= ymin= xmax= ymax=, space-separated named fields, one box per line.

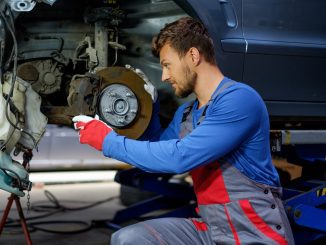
xmin=283 ymin=179 xmax=326 ymax=244
xmin=95 ymin=130 xmax=325 ymax=245
xmin=93 ymin=168 xmax=197 ymax=230
xmin=271 ymin=130 xmax=326 ymax=244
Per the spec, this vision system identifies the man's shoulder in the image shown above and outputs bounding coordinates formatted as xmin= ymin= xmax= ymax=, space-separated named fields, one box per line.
xmin=210 ymin=78 xmax=266 ymax=117
xmin=216 ymin=78 xmax=262 ymax=102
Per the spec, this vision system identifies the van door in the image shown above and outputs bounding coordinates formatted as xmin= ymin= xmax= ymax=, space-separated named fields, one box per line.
xmin=241 ymin=0 xmax=326 ymax=118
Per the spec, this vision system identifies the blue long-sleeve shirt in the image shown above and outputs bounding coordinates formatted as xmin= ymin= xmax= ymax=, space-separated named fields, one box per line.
xmin=103 ymin=77 xmax=280 ymax=187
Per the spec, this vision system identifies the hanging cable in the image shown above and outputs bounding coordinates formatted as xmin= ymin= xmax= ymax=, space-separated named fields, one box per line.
xmin=3 ymin=189 xmax=118 ymax=234
xmin=0 ymin=6 xmax=37 ymax=151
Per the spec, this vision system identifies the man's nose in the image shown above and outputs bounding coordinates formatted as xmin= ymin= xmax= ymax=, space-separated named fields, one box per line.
xmin=161 ymin=69 xmax=170 ymax=82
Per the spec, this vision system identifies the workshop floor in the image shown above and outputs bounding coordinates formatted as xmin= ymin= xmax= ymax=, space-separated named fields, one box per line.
xmin=0 ymin=171 xmax=125 ymax=245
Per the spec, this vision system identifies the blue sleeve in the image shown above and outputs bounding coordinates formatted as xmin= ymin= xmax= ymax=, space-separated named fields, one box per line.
xmin=138 ymin=100 xmax=163 ymax=141
xmin=138 ymin=100 xmax=186 ymax=141
xmin=158 ymin=104 xmax=188 ymax=140
xmin=102 ymin=87 xmax=262 ymax=174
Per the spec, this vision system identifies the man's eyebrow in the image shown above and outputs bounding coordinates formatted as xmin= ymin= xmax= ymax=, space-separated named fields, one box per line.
xmin=160 ymin=59 xmax=166 ymax=65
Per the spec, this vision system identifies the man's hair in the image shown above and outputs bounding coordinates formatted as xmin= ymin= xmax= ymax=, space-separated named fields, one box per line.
xmin=152 ymin=16 xmax=216 ymax=65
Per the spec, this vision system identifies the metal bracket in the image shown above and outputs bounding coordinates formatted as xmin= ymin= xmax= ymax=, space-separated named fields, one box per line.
xmin=284 ymin=182 xmax=326 ymax=232
xmin=271 ymin=130 xmax=326 ymax=145
xmin=6 ymin=0 xmax=36 ymax=12
xmin=6 ymin=0 xmax=57 ymax=12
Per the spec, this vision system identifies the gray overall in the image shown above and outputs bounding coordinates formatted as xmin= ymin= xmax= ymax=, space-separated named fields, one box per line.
xmin=111 ymin=82 xmax=295 ymax=244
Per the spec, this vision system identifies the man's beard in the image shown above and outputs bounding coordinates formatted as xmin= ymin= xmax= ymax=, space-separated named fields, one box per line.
xmin=175 ymin=64 xmax=197 ymax=98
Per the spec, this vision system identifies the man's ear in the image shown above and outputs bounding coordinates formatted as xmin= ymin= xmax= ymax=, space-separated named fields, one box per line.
xmin=188 ymin=47 xmax=200 ymax=66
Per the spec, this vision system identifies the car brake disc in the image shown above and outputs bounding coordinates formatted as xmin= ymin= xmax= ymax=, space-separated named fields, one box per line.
xmin=96 ymin=67 xmax=152 ymax=139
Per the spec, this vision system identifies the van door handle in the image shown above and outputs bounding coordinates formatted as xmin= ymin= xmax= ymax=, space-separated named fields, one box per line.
xmin=219 ymin=0 xmax=237 ymax=28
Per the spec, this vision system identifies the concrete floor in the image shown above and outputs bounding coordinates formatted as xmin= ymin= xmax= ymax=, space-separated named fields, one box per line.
xmin=0 ymin=173 xmax=125 ymax=245
xmin=1 ymin=172 xmax=325 ymax=245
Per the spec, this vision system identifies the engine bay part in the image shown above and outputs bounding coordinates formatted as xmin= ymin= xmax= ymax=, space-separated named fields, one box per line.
xmin=5 ymin=0 xmax=36 ymax=12
xmin=1 ymin=73 xmax=48 ymax=152
xmin=5 ymin=0 xmax=57 ymax=12
xmin=0 ymin=82 xmax=20 ymax=153
xmin=0 ymin=73 xmax=47 ymax=196
xmin=0 ymin=151 xmax=31 ymax=197
xmin=17 ymin=59 xmax=63 ymax=95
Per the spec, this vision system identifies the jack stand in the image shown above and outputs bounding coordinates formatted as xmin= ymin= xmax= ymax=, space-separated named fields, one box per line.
xmin=0 ymin=150 xmax=33 ymax=245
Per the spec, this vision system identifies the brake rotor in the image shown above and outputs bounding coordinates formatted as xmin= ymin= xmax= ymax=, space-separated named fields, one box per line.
xmin=96 ymin=67 xmax=152 ymax=139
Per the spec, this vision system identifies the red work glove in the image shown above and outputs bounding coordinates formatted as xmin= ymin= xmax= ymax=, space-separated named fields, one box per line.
xmin=72 ymin=115 xmax=112 ymax=151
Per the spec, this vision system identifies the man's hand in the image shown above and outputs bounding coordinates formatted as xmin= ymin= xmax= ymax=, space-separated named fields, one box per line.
xmin=72 ymin=115 xmax=112 ymax=151
xmin=125 ymin=64 xmax=158 ymax=103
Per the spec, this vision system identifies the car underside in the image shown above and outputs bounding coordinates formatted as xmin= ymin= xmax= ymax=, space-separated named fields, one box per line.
xmin=1 ymin=0 xmax=326 ymax=153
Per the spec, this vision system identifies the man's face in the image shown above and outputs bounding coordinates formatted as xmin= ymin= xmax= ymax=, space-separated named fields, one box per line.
xmin=160 ymin=44 xmax=197 ymax=98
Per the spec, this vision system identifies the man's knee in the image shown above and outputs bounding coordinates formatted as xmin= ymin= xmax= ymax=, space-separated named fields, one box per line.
xmin=110 ymin=224 xmax=145 ymax=245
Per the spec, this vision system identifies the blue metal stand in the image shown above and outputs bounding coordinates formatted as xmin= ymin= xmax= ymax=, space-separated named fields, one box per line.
xmin=93 ymin=168 xmax=196 ymax=230
xmin=284 ymin=181 xmax=326 ymax=244
xmin=279 ymin=143 xmax=326 ymax=244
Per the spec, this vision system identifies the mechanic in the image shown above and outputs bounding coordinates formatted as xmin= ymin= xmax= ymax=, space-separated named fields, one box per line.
xmin=73 ymin=17 xmax=294 ymax=244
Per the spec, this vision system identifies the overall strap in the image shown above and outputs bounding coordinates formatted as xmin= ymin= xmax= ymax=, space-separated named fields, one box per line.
xmin=181 ymin=101 xmax=195 ymax=123
xmin=196 ymin=80 xmax=236 ymax=126
xmin=180 ymin=80 xmax=235 ymax=138
xmin=179 ymin=101 xmax=195 ymax=138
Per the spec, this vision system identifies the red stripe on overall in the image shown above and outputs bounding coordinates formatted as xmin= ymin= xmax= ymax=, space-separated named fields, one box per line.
xmin=191 ymin=161 xmax=229 ymax=204
xmin=239 ymin=200 xmax=288 ymax=245
xmin=190 ymin=162 xmax=240 ymax=243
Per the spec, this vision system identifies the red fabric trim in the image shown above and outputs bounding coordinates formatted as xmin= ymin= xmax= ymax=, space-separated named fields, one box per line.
xmin=191 ymin=219 xmax=208 ymax=231
xmin=191 ymin=161 xmax=230 ymax=204
xmin=224 ymin=205 xmax=240 ymax=245
xmin=239 ymin=200 xmax=288 ymax=245
xmin=142 ymin=223 xmax=165 ymax=245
